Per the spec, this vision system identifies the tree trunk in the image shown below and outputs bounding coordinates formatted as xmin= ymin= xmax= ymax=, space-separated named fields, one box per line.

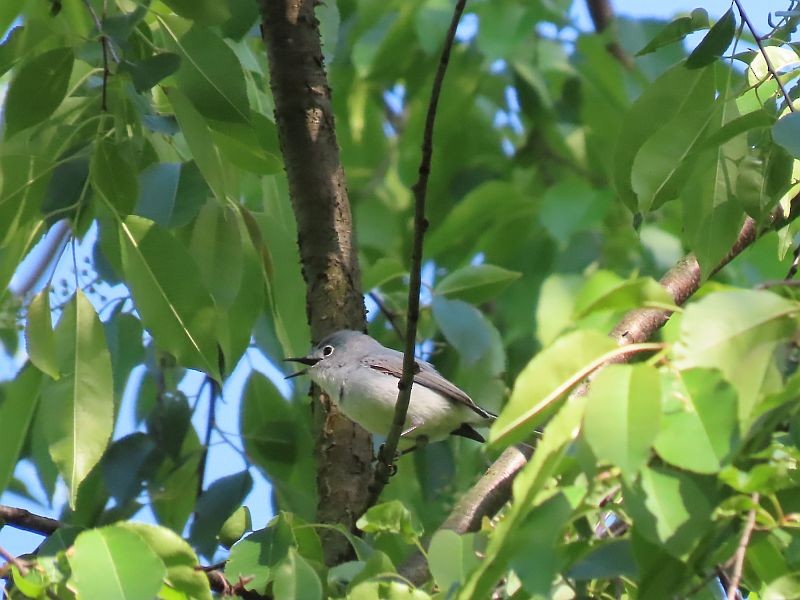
xmin=259 ymin=0 xmax=373 ymax=565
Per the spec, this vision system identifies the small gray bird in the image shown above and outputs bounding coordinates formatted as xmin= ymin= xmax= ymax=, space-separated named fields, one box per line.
xmin=285 ymin=330 xmax=495 ymax=450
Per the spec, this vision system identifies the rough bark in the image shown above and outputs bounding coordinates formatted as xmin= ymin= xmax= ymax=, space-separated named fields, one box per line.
xmin=259 ymin=0 xmax=373 ymax=565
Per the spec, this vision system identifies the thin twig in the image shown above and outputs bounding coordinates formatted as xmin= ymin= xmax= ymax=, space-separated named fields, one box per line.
xmin=733 ymin=0 xmax=795 ymax=112
xmin=367 ymin=291 xmax=404 ymax=340
xmin=80 ymin=0 xmax=120 ymax=63
xmin=585 ymin=0 xmax=635 ymax=70
xmin=369 ymin=0 xmax=468 ymax=501
xmin=727 ymin=493 xmax=759 ymax=600
xmin=0 ymin=545 xmax=28 ymax=576
xmin=756 ymin=278 xmax=800 ymax=289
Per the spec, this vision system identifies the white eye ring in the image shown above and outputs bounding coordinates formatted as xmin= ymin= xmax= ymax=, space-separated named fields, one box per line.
xmin=322 ymin=345 xmax=334 ymax=357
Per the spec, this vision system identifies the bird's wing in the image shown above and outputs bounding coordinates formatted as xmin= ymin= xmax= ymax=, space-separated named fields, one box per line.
xmin=366 ymin=354 xmax=495 ymax=420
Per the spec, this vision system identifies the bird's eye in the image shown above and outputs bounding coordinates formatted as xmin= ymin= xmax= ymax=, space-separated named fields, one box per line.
xmin=322 ymin=345 xmax=334 ymax=357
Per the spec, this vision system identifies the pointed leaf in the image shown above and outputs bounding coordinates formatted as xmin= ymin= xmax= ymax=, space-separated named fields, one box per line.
xmin=584 ymin=364 xmax=661 ymax=479
xmin=25 ymin=290 xmax=59 ymax=379
xmin=636 ymin=9 xmax=709 ymax=56
xmin=686 ymin=8 xmax=736 ymax=69
xmin=655 ymin=369 xmax=740 ymax=473
xmin=273 ymin=548 xmax=323 ymax=600
xmin=0 ymin=366 xmax=41 ymax=495
xmin=773 ymin=112 xmax=800 ymax=158
xmin=434 ymin=264 xmax=520 ymax=304
xmin=4 ymin=47 xmax=74 ymax=136
xmin=70 ymin=525 xmax=167 ymax=600
xmin=119 ymin=215 xmax=220 ymax=379
xmin=92 ymin=139 xmax=139 ymax=216
xmin=41 ymin=291 xmax=113 ymax=507
xmin=189 ymin=201 xmax=242 ymax=308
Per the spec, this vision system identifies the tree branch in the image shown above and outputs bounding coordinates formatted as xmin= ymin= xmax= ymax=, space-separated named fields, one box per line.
xmin=401 ymin=198 xmax=800 ymax=585
xmin=726 ymin=493 xmax=759 ymax=600
xmin=585 ymin=0 xmax=634 ymax=69
xmin=369 ymin=0 xmax=469 ymax=500
xmin=259 ymin=0 xmax=373 ymax=565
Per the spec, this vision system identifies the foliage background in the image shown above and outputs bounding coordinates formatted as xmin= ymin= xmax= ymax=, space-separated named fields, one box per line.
xmin=0 ymin=0 xmax=798 ymax=598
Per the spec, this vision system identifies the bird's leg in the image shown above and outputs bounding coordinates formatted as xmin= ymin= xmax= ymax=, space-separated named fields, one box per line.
xmin=399 ymin=435 xmax=428 ymax=456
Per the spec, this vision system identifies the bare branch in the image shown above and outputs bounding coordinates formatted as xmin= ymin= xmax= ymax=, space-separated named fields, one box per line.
xmin=370 ymin=0 xmax=469 ymax=500
xmin=727 ymin=493 xmax=759 ymax=600
xmin=585 ymin=0 xmax=635 ymax=69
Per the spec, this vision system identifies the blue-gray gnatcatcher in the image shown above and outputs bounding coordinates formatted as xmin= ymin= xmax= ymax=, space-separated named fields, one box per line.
xmin=286 ymin=330 xmax=495 ymax=449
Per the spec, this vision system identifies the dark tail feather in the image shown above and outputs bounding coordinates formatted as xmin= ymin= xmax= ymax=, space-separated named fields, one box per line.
xmin=450 ymin=423 xmax=486 ymax=443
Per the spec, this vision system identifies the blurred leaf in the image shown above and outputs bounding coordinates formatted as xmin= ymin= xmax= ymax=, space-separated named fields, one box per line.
xmin=103 ymin=308 xmax=144 ymax=402
xmin=0 ymin=366 xmax=41 ymax=495
xmin=636 ymin=9 xmax=709 ymax=56
xmin=25 ymin=290 xmax=58 ymax=379
xmin=189 ymin=201 xmax=242 ymax=308
xmin=624 ymin=466 xmax=716 ymax=557
xmin=225 ymin=517 xmax=294 ymax=594
xmin=584 ymin=364 xmax=661 ymax=480
xmin=613 ymin=63 xmax=714 ymax=211
xmin=241 ymin=371 xmax=317 ymax=519
xmin=70 ymin=525 xmax=167 ymax=599
xmin=219 ymin=506 xmax=252 ymax=549
xmin=539 ymin=179 xmax=612 ymax=244
xmin=655 ymin=369 xmax=740 ymax=473
xmin=191 ymin=470 xmax=253 ymax=556
xmin=363 ymin=257 xmax=406 ymax=290
xmin=41 ymin=291 xmax=113 ymax=507
xmin=273 ymin=548 xmax=323 ymax=600
xmin=673 ymin=289 xmax=797 ymax=421
xmin=135 ymin=161 xmax=210 ymax=228
xmin=736 ymin=145 xmax=793 ymax=223
xmin=92 ymin=139 xmax=139 ymax=216
xmin=491 ymin=330 xmax=618 ymax=448
xmin=4 ymin=47 xmax=74 ymax=137
xmin=773 ymin=112 xmax=800 ymax=158
xmin=566 ymin=540 xmax=637 ymax=580
xmin=119 ymin=522 xmax=211 ymax=600
xmin=686 ymin=8 xmax=735 ymax=69
xmin=161 ymin=0 xmax=230 ymax=25
xmin=573 ymin=271 xmax=674 ymax=319
xmin=124 ymin=52 xmax=181 ymax=93
xmin=148 ymin=427 xmax=201 ymax=533
xmin=428 ymin=530 xmax=480 ymax=593
xmin=119 ymin=215 xmax=220 ymax=379
xmin=170 ymin=24 xmax=249 ymax=123
xmin=535 ymin=274 xmax=582 ymax=346
xmin=432 ymin=296 xmax=503 ymax=367
xmin=435 ymin=264 xmax=520 ymax=304
xmin=102 ymin=433 xmax=157 ymax=506
xmin=356 ymin=500 xmax=423 ymax=544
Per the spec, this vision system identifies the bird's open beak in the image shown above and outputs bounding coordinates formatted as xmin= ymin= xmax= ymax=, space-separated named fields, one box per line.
xmin=283 ymin=356 xmax=319 ymax=380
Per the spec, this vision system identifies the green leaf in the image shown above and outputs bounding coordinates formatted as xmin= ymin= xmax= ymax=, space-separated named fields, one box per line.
xmin=613 ymin=63 xmax=716 ymax=211
xmin=654 ymin=369 xmax=740 ymax=473
xmin=209 ymin=118 xmax=282 ymax=174
xmin=170 ymin=25 xmax=249 ymax=123
xmin=584 ymin=364 xmax=661 ymax=480
xmin=356 ymin=500 xmax=423 ymax=544
xmin=566 ymin=540 xmax=637 ymax=580
xmin=161 ymin=0 xmax=231 ymax=25
xmin=219 ymin=506 xmax=252 ymax=549
xmin=225 ymin=518 xmax=294 ymax=594
xmin=189 ymin=201 xmax=243 ymax=308
xmin=135 ymin=161 xmax=210 ymax=228
xmin=190 ymin=470 xmax=253 ymax=555
xmin=773 ymin=112 xmax=800 ymax=158
xmin=119 ymin=522 xmax=211 ymax=600
xmin=699 ymin=109 xmax=775 ymax=151
xmin=70 ymin=525 xmax=167 ymax=600
xmin=241 ymin=371 xmax=316 ymax=520
xmin=735 ymin=145 xmax=793 ymax=222
xmin=349 ymin=581 xmax=431 ymax=600
xmin=636 ymin=9 xmax=709 ymax=56
xmin=686 ymin=8 xmax=736 ymax=69
xmin=573 ymin=271 xmax=675 ymax=319
xmin=434 ymin=264 xmax=521 ymax=304
xmin=125 ymin=52 xmax=181 ymax=93
xmin=0 ymin=366 xmax=41 ymax=495
xmin=25 ymin=290 xmax=59 ymax=379
xmin=103 ymin=309 xmax=144 ymax=401
xmin=102 ymin=433 xmax=156 ymax=505
xmin=490 ymin=330 xmax=618 ymax=448
xmin=167 ymin=87 xmax=230 ymax=201
xmin=119 ymin=215 xmax=220 ymax=379
xmin=631 ymin=65 xmax=716 ymax=212
xmin=148 ymin=427 xmax=201 ymax=533
xmin=535 ymin=274 xmax=582 ymax=346
xmin=673 ymin=289 xmax=797 ymax=421
xmin=4 ymin=47 xmax=74 ymax=137
xmin=428 ymin=530 xmax=480 ymax=593
xmin=624 ymin=466 xmax=716 ymax=557
xmin=362 ymin=257 xmax=406 ymax=290
xmin=432 ymin=296 xmax=499 ymax=365
xmin=92 ymin=139 xmax=139 ymax=216
xmin=539 ymin=178 xmax=612 ymax=244
xmin=41 ymin=290 xmax=113 ymax=507
xmin=273 ymin=548 xmax=323 ymax=600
